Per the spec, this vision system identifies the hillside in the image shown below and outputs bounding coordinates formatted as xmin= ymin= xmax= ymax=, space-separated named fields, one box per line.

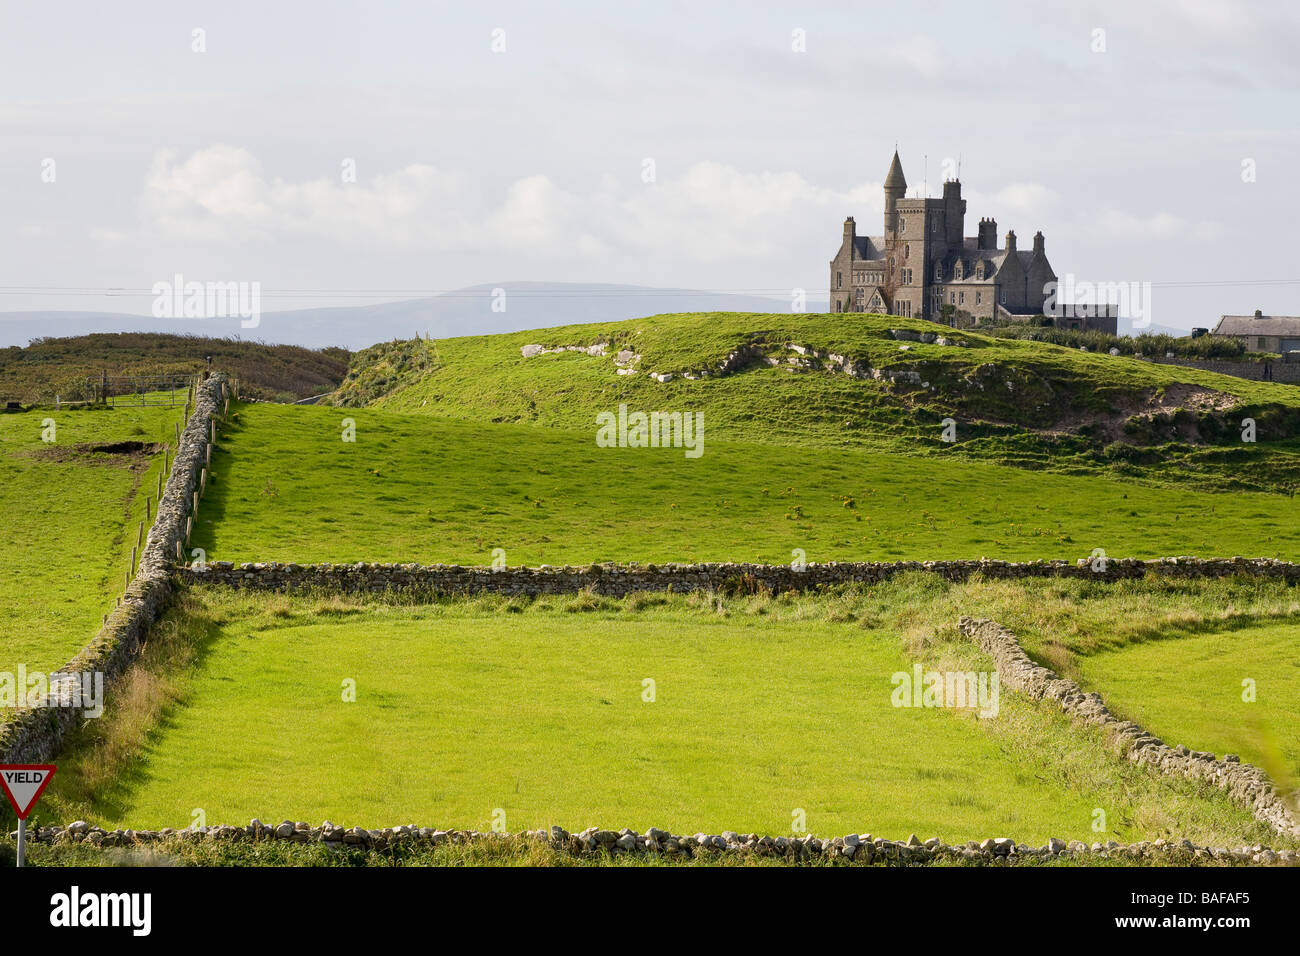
xmin=190 ymin=402 xmax=1297 ymax=564
xmin=334 ymin=312 xmax=1300 ymax=493
xmin=0 ymin=332 xmax=349 ymax=404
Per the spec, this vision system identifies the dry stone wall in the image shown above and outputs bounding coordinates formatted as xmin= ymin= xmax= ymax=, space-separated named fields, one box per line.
xmin=180 ymin=555 xmax=1300 ymax=597
xmin=18 ymin=820 xmax=1297 ymax=865
xmin=1144 ymin=355 xmax=1300 ymax=384
xmin=959 ymin=616 xmax=1300 ymax=840
xmin=0 ymin=373 xmax=229 ymax=765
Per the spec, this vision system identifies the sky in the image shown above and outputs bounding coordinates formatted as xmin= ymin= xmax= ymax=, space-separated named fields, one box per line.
xmin=1 ymin=0 xmax=1297 ymax=331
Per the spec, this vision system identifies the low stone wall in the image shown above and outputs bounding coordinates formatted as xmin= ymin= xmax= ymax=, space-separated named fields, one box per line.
xmin=179 ymin=555 xmax=1300 ymax=597
xmin=15 ymin=820 xmax=1296 ymax=865
xmin=0 ymin=373 xmax=229 ymax=764
xmin=1143 ymin=355 xmax=1300 ymax=384
xmin=959 ymin=616 xmax=1300 ymax=840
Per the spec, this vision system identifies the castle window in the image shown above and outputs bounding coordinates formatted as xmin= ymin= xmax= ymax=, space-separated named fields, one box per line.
xmin=950 ymin=292 xmax=956 ymax=304
xmin=976 ymin=291 xmax=982 ymax=306
xmin=899 ymin=218 xmax=906 ymax=231
xmin=975 ymin=263 xmax=984 ymax=279
xmin=934 ymin=263 xmax=942 ymax=282
xmin=904 ymin=244 xmax=910 ymax=259
xmin=1000 ymin=290 xmax=1006 ymax=305
xmin=954 ymin=261 xmax=963 ymax=280
xmin=959 ymin=292 xmax=965 ymax=305
xmin=837 ymin=272 xmax=842 ymax=288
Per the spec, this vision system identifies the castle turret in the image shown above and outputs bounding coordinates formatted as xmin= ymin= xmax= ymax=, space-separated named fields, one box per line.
xmin=978 ymin=218 xmax=997 ymax=250
xmin=883 ymin=151 xmax=906 ymax=237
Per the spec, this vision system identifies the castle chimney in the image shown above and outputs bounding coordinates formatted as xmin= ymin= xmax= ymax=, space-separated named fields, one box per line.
xmin=943 ymin=180 xmax=965 ymax=246
xmin=978 ymin=218 xmax=997 ymax=251
xmin=1255 ymin=309 xmax=1264 ymax=319
xmin=1005 ymin=230 xmax=1017 ymax=253
xmin=1033 ymin=231 xmax=1044 ymax=256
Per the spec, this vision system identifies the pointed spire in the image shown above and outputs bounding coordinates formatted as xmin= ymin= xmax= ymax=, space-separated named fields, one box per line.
xmin=884 ymin=150 xmax=907 ymax=191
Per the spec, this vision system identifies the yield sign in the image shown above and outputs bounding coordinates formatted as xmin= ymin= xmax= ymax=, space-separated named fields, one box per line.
xmin=1 ymin=765 xmax=56 ymax=820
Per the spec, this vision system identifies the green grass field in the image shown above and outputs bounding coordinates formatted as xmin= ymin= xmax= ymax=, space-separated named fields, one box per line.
xmin=37 ymin=581 xmax=1292 ymax=850
xmin=1074 ymin=622 xmax=1299 ymax=789
xmin=892 ymin=574 xmax=1300 ymax=795
xmin=190 ymin=401 xmax=1300 ymax=565
xmin=0 ymin=405 xmax=182 ymax=678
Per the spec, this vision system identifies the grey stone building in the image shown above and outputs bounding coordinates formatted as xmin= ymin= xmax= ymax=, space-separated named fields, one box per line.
xmin=1211 ymin=312 xmax=1300 ymax=353
xmin=829 ymin=151 xmax=1114 ymax=332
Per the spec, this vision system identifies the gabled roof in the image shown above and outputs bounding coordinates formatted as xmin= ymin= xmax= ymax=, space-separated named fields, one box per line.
xmin=852 ymin=235 xmax=888 ymax=261
xmin=1213 ymin=315 xmax=1300 ymax=336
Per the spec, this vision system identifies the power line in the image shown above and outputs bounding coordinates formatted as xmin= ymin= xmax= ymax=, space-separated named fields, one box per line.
xmin=0 ymin=287 xmax=807 ymax=299
xmin=0 ymin=278 xmax=1298 ymax=300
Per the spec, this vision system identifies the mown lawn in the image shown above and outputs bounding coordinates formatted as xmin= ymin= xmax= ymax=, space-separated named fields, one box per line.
xmin=37 ymin=582 xmax=1291 ymax=850
xmin=0 ymin=405 xmax=183 ymax=678
xmin=190 ymin=401 xmax=1300 ymax=566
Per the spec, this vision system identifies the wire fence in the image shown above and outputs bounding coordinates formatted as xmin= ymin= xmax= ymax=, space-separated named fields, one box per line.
xmin=54 ymin=373 xmax=199 ymax=408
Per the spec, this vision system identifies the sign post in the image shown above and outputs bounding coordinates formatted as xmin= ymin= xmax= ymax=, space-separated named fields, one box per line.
xmin=1 ymin=764 xmax=56 ymax=868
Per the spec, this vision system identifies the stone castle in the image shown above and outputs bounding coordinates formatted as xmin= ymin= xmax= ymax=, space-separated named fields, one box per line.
xmin=830 ymin=151 xmax=1114 ymax=332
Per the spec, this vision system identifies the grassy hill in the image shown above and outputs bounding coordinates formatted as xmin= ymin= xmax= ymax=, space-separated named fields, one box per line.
xmin=0 ymin=332 xmax=349 ymax=405
xmin=188 ymin=401 xmax=1298 ymax=565
xmin=333 ymin=313 xmax=1300 ymax=493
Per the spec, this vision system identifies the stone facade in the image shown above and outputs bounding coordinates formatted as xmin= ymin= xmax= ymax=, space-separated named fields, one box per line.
xmin=0 ymin=373 xmax=229 ymax=765
xmin=830 ymin=152 xmax=1117 ymax=335
xmin=1212 ymin=312 xmax=1300 ymax=354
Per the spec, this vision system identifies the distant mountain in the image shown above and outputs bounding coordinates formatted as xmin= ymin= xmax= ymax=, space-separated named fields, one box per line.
xmin=0 ymin=283 xmax=816 ymax=351
xmin=1117 ymin=317 xmax=1193 ymax=338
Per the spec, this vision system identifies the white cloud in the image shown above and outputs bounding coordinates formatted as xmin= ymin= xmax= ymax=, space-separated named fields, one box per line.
xmin=1091 ymin=208 xmax=1221 ymax=241
xmin=136 ymin=147 xmax=882 ymax=264
xmin=965 ymin=183 xmax=1060 ymax=230
xmin=895 ymin=35 xmax=945 ymax=78
xmin=126 ymin=146 xmax=1226 ymax=305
